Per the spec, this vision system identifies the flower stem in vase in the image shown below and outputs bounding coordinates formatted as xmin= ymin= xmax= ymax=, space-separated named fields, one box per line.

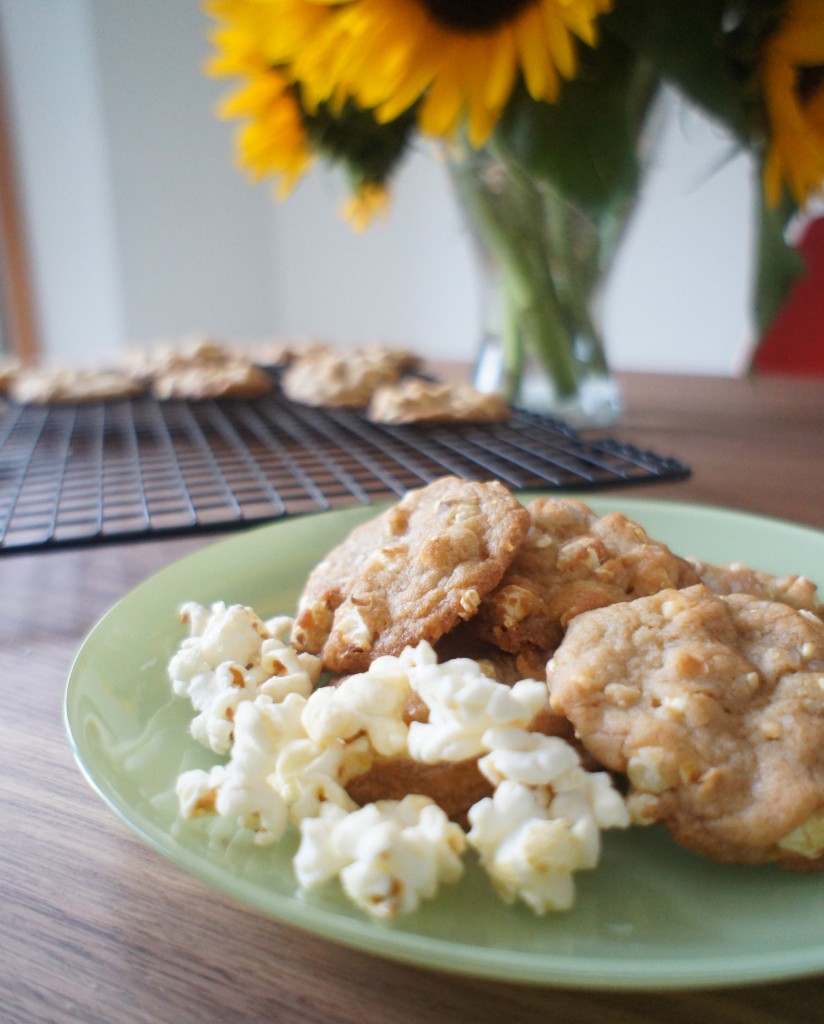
xmin=449 ymin=141 xmax=623 ymax=425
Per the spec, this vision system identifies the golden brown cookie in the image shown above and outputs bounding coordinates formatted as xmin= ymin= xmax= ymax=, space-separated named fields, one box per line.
xmin=8 ymin=367 xmax=145 ymax=404
xmin=346 ymin=756 xmax=493 ymax=824
xmin=150 ymin=359 xmax=274 ymax=400
xmin=290 ymin=476 xmax=530 ymax=673
xmin=548 ymin=583 xmax=824 ymax=868
xmin=475 ymin=497 xmax=698 ymax=655
xmin=367 ymin=378 xmax=509 ymax=425
xmin=688 ymin=558 xmax=823 ymax=618
xmin=120 ymin=334 xmax=231 ymax=382
xmin=280 ymin=345 xmax=420 ymax=409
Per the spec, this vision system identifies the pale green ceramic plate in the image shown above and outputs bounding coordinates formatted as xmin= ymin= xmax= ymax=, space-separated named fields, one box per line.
xmin=65 ymin=496 xmax=824 ymax=990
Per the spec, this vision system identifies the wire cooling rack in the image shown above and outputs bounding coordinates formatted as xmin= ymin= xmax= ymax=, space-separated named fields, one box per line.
xmin=0 ymin=387 xmax=690 ymax=554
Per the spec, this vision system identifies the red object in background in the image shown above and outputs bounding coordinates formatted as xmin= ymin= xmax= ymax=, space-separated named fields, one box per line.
xmin=753 ymin=216 xmax=824 ymax=375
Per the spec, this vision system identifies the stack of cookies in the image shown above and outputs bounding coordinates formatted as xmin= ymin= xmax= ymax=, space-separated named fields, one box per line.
xmin=288 ymin=475 xmax=824 ymax=871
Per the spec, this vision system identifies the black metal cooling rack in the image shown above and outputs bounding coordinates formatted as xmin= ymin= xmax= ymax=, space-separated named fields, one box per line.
xmin=0 ymin=386 xmax=690 ymax=554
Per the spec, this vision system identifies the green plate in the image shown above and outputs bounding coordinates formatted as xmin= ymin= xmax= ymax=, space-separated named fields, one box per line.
xmin=65 ymin=496 xmax=824 ymax=990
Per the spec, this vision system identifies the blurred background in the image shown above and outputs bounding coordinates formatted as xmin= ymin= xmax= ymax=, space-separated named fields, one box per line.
xmin=0 ymin=0 xmax=761 ymax=374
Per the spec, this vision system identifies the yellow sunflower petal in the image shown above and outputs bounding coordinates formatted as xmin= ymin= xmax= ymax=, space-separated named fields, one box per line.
xmin=542 ymin=4 xmax=577 ymax=80
xmin=281 ymin=0 xmax=608 ymax=146
xmin=761 ymin=0 xmax=824 ymax=207
xmin=514 ymin=7 xmax=561 ymax=102
xmin=342 ymin=182 xmax=390 ymax=231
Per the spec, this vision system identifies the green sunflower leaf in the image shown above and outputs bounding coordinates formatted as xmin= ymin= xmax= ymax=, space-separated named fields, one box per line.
xmin=753 ymin=187 xmax=804 ymax=336
xmin=494 ymin=31 xmax=657 ymax=220
xmin=603 ymin=0 xmax=785 ymax=142
xmin=299 ymin=94 xmax=416 ymax=190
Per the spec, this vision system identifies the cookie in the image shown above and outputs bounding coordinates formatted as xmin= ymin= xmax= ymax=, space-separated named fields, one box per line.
xmin=281 ymin=345 xmax=420 ymax=409
xmin=238 ymin=337 xmax=333 ymax=369
xmin=150 ymin=359 xmax=273 ymax=400
xmin=548 ymin=583 xmax=824 ymax=868
xmin=689 ymin=558 xmax=823 ymax=618
xmin=475 ymin=497 xmax=698 ymax=655
xmin=8 ymin=367 xmax=144 ymax=404
xmin=367 ymin=378 xmax=509 ymax=425
xmin=120 ymin=334 xmax=232 ymax=382
xmin=290 ymin=476 xmax=530 ymax=673
xmin=346 ymin=755 xmax=493 ymax=824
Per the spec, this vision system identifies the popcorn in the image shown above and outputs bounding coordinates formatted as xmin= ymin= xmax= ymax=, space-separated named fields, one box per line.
xmin=467 ymin=728 xmax=629 ymax=913
xmin=176 ymin=693 xmax=309 ymax=844
xmin=407 ymin=655 xmax=547 ymax=763
xmin=169 ymin=604 xmax=627 ymax=919
xmin=477 ymin=727 xmax=580 ymax=788
xmin=294 ymin=795 xmax=467 ymax=918
xmin=169 ymin=602 xmax=320 ymax=753
xmin=301 ymin=655 xmax=413 ymax=756
xmin=273 ymin=735 xmax=369 ymax=822
xmin=778 ymin=809 xmax=824 ymax=859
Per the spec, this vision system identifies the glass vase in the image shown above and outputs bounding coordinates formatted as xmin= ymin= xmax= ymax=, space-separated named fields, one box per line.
xmin=448 ymin=142 xmax=633 ymax=427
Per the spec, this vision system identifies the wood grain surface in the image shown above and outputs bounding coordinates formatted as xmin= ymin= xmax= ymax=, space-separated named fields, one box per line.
xmin=2 ymin=371 xmax=824 ymax=1024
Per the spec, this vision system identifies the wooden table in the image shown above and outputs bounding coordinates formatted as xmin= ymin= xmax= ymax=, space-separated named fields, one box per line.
xmin=3 ymin=372 xmax=824 ymax=1024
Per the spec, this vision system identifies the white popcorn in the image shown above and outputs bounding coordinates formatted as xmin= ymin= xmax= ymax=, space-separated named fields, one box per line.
xmin=302 ymin=657 xmax=413 ymax=757
xmin=294 ymin=795 xmax=467 ymax=918
xmin=273 ymin=734 xmax=369 ymax=822
xmin=176 ymin=693 xmax=309 ymax=844
xmin=477 ymin=727 xmax=580 ymax=788
xmin=407 ymin=656 xmax=547 ymax=763
xmin=778 ymin=808 xmax=824 ymax=859
xmin=169 ymin=612 xmax=632 ymax=920
xmin=169 ymin=601 xmax=320 ymax=753
xmin=467 ymin=728 xmax=629 ymax=913
xmin=468 ymin=784 xmax=579 ymax=911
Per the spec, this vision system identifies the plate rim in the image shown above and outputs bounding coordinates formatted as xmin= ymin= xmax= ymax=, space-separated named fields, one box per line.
xmin=64 ymin=495 xmax=824 ymax=990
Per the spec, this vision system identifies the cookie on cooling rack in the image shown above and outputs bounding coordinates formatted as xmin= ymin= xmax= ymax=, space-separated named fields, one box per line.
xmin=119 ymin=333 xmax=232 ymax=382
xmin=149 ymin=359 xmax=274 ymax=400
xmin=367 ymin=378 xmax=509 ymax=425
xmin=280 ymin=345 xmax=420 ymax=409
xmin=8 ymin=366 xmax=145 ymax=404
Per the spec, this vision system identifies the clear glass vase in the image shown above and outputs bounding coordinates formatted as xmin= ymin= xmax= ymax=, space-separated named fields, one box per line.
xmin=448 ymin=142 xmax=634 ymax=427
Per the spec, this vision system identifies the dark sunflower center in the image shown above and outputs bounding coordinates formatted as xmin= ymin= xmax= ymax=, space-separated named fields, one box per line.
xmin=798 ymin=64 xmax=824 ymax=107
xmin=418 ymin=0 xmax=534 ymax=32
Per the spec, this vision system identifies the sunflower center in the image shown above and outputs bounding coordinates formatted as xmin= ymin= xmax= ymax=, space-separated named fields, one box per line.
xmin=418 ymin=0 xmax=534 ymax=32
xmin=798 ymin=65 xmax=824 ymax=107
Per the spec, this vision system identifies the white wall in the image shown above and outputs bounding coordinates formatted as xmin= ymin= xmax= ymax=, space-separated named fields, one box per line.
xmin=0 ymin=0 xmax=125 ymax=365
xmin=89 ymin=0 xmax=278 ymax=344
xmin=269 ymin=145 xmax=479 ymax=358
xmin=1 ymin=0 xmax=757 ymax=374
xmin=603 ymin=91 xmax=757 ymax=375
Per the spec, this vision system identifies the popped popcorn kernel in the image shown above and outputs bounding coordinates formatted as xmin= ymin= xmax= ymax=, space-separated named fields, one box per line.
xmin=294 ymin=795 xmax=466 ymax=918
xmin=169 ymin=601 xmax=319 ymax=754
xmin=778 ymin=809 xmax=824 ymax=859
xmin=467 ymin=729 xmax=629 ymax=913
xmin=302 ymin=660 xmax=413 ymax=757
xmin=407 ymin=658 xmax=547 ymax=763
xmin=176 ymin=694 xmax=308 ymax=845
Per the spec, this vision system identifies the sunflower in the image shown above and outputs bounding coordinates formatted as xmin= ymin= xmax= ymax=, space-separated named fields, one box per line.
xmin=761 ymin=0 xmax=824 ymax=207
xmin=205 ymin=0 xmax=336 ymax=196
xmin=343 ymin=182 xmax=391 ymax=232
xmin=290 ymin=0 xmax=612 ymax=147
